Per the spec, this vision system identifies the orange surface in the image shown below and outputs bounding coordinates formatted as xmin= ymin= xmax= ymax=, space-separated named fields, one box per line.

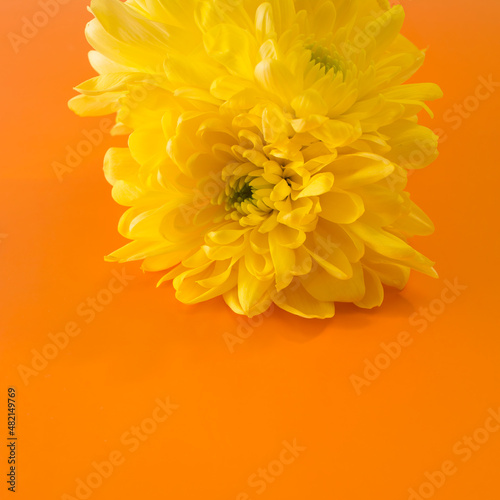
xmin=1 ymin=1 xmax=500 ymax=499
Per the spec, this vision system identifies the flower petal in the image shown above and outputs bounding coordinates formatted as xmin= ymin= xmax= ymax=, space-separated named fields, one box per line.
xmin=319 ymin=189 xmax=365 ymax=224
xmin=273 ymin=279 xmax=336 ymax=319
xmin=354 ymin=267 xmax=384 ymax=309
xmin=204 ymin=24 xmax=256 ymax=80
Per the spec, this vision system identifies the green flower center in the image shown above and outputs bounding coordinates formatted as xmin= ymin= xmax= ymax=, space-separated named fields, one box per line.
xmin=306 ymin=42 xmax=344 ymax=75
xmin=227 ymin=180 xmax=254 ymax=208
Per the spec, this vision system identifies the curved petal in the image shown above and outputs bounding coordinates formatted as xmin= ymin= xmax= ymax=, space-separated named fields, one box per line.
xmin=354 ymin=267 xmax=384 ymax=309
xmin=204 ymin=24 xmax=256 ymax=80
xmin=273 ymin=279 xmax=335 ymax=319
xmin=319 ymin=188 xmax=365 ymax=224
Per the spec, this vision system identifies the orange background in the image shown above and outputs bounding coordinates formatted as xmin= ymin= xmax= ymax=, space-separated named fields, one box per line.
xmin=1 ymin=1 xmax=500 ymax=499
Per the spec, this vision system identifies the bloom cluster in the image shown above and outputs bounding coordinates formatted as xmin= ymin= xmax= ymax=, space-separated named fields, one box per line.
xmin=70 ymin=0 xmax=441 ymax=318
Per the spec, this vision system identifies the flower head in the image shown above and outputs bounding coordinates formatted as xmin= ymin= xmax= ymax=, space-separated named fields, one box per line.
xmin=70 ymin=0 xmax=441 ymax=318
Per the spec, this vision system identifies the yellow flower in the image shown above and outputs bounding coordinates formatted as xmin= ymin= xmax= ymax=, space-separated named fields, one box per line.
xmin=70 ymin=0 xmax=441 ymax=318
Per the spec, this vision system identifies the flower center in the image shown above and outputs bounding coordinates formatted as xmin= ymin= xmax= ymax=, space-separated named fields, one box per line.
xmin=220 ymin=160 xmax=276 ymax=222
xmin=226 ymin=178 xmax=255 ymax=211
xmin=306 ymin=42 xmax=344 ymax=76
xmin=214 ymin=130 xmax=293 ymax=225
xmin=231 ymin=182 xmax=253 ymax=204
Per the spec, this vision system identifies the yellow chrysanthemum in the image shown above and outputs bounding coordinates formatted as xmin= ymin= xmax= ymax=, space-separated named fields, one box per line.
xmin=70 ymin=0 xmax=442 ymax=318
